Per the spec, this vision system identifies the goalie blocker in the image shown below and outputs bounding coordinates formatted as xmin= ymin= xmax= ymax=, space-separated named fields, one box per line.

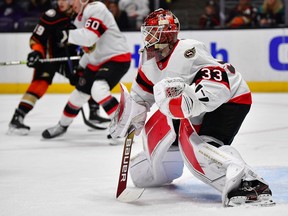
xmin=110 ymin=83 xmax=148 ymax=139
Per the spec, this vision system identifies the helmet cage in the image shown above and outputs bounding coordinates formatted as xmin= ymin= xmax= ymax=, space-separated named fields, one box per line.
xmin=141 ymin=9 xmax=180 ymax=49
xmin=141 ymin=25 xmax=164 ymax=48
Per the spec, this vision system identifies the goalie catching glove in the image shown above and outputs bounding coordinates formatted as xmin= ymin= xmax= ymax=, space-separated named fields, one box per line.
xmin=154 ymin=77 xmax=208 ymax=119
xmin=109 ymin=83 xmax=148 ymax=138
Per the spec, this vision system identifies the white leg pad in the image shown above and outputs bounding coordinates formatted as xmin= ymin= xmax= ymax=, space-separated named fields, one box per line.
xmin=179 ymin=119 xmax=268 ymax=201
xmin=219 ymin=145 xmax=244 ymax=161
xmin=130 ymin=152 xmax=154 ymax=187
xmin=130 ymin=148 xmax=184 ymax=188
xmin=222 ymin=163 xmax=245 ymax=206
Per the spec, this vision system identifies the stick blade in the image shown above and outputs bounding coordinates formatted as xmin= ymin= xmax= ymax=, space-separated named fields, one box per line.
xmin=116 ymin=188 xmax=145 ymax=202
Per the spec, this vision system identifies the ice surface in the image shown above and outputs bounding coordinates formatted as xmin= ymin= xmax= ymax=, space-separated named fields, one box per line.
xmin=0 ymin=93 xmax=287 ymax=216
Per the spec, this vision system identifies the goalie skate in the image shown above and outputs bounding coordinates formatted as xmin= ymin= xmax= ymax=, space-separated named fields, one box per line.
xmin=225 ymin=180 xmax=275 ymax=207
xmin=7 ymin=110 xmax=30 ymax=135
xmin=42 ymin=123 xmax=68 ymax=139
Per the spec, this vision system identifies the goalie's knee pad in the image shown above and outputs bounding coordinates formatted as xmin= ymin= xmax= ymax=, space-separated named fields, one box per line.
xmin=130 ymin=149 xmax=184 ymax=188
xmin=91 ymin=80 xmax=111 ymax=103
xmin=161 ymin=147 xmax=184 ymax=182
xmin=130 ymin=152 xmax=154 ymax=187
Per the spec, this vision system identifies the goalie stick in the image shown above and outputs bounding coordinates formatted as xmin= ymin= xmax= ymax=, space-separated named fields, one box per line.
xmin=116 ymin=127 xmax=144 ymax=202
xmin=0 ymin=56 xmax=81 ymax=66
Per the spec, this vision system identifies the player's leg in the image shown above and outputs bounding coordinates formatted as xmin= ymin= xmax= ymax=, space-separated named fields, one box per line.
xmin=59 ymin=61 xmax=111 ymax=129
xmin=8 ymin=64 xmax=56 ymax=135
xmin=130 ymin=110 xmax=184 ymax=187
xmin=42 ymin=89 xmax=91 ymax=138
xmin=90 ymin=61 xmax=130 ymax=117
xmin=178 ymin=103 xmax=274 ymax=206
xmin=90 ymin=61 xmax=130 ymax=144
xmin=42 ymin=65 xmax=96 ymax=139
xmin=87 ymin=97 xmax=111 ymax=129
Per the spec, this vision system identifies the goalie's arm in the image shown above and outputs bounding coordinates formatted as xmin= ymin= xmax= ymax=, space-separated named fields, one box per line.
xmin=184 ymin=81 xmax=231 ymax=116
xmin=154 ymin=72 xmax=231 ymax=119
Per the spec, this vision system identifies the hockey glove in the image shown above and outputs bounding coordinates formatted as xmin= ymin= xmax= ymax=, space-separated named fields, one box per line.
xmin=56 ymin=29 xmax=69 ymax=47
xmin=69 ymin=65 xmax=84 ymax=86
xmin=27 ymin=51 xmax=43 ymax=68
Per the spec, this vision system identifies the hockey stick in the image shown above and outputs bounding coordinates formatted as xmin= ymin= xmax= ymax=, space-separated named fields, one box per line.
xmin=80 ymin=108 xmax=107 ymax=130
xmin=0 ymin=56 xmax=81 ymax=66
xmin=116 ymin=127 xmax=145 ymax=202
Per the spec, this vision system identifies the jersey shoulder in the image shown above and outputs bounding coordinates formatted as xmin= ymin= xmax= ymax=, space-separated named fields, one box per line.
xmin=178 ymin=39 xmax=215 ymax=61
xmin=40 ymin=8 xmax=68 ymax=25
xmin=178 ymin=39 xmax=207 ymax=50
xmin=84 ymin=1 xmax=106 ymax=17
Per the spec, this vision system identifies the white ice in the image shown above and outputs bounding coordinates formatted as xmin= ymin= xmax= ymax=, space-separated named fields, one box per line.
xmin=0 ymin=93 xmax=288 ymax=216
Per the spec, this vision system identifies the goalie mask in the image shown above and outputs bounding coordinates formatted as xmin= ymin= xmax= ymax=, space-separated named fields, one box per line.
xmin=141 ymin=9 xmax=180 ymax=60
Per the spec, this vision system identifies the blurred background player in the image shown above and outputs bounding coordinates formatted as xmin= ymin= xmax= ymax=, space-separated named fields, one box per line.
xmin=42 ymin=0 xmax=131 ymax=144
xmin=110 ymin=9 xmax=274 ymax=206
xmin=8 ymin=0 xmax=109 ymax=135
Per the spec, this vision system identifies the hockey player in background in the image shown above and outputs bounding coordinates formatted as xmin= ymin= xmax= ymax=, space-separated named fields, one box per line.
xmin=42 ymin=0 xmax=131 ymax=144
xmin=8 ymin=0 xmax=109 ymax=135
xmin=109 ymin=9 xmax=275 ymax=206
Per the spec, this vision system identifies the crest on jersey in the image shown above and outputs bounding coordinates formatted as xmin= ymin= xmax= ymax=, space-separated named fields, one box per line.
xmin=78 ymin=77 xmax=86 ymax=86
xmin=184 ymin=47 xmax=196 ymax=58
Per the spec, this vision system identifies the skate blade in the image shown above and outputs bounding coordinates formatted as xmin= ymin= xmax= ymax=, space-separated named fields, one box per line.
xmin=87 ymin=121 xmax=110 ymax=131
xmin=226 ymin=195 xmax=276 ymax=207
xmin=7 ymin=127 xmax=29 ymax=136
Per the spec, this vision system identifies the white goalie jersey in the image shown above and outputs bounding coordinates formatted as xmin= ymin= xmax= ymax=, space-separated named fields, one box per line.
xmin=68 ymin=1 xmax=131 ymax=69
xmin=131 ymin=39 xmax=252 ymax=119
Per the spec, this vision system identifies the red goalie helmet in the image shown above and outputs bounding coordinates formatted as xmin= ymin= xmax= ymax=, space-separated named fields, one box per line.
xmin=141 ymin=9 xmax=180 ymax=50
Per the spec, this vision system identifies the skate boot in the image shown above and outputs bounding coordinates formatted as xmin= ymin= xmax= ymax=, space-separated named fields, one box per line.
xmin=42 ymin=123 xmax=68 ymax=139
xmin=8 ymin=109 xmax=30 ymax=135
xmin=226 ymin=180 xmax=275 ymax=207
xmin=89 ymin=109 xmax=111 ymax=130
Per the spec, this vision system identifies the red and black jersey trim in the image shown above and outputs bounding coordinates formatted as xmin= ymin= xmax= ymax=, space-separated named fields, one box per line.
xmin=40 ymin=16 xmax=69 ymax=26
xmin=192 ymin=66 xmax=230 ymax=89
xmin=85 ymin=17 xmax=107 ymax=37
xmin=136 ymin=68 xmax=154 ymax=94
xmin=229 ymin=92 xmax=252 ymax=105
